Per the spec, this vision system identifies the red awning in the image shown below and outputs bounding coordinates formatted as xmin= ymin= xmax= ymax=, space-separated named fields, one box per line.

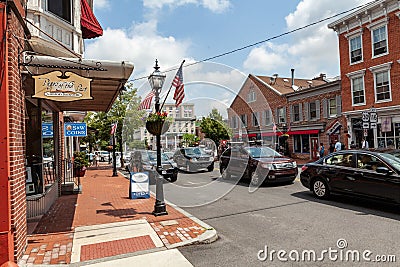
xmin=242 ymin=133 xmax=257 ymax=138
xmin=288 ymin=129 xmax=319 ymax=135
xmin=81 ymin=0 xmax=103 ymax=39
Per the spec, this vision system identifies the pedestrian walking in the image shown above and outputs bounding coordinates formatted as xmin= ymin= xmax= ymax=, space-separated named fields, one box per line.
xmin=93 ymin=152 xmax=99 ymax=167
xmin=319 ymin=143 xmax=325 ymax=158
xmin=362 ymin=138 xmax=369 ymax=149
xmin=334 ymin=139 xmax=342 ymax=152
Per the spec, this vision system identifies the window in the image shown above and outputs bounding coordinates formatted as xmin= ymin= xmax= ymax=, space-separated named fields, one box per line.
xmin=252 ymin=112 xmax=259 ymax=127
xmin=309 ymin=102 xmax=317 ymax=120
xmin=47 ymin=0 xmax=72 ymax=23
xmin=240 ymin=114 xmax=247 ymax=127
xmin=231 ymin=116 xmax=238 ymax=129
xmin=247 ymin=91 xmax=256 ymax=102
xmin=372 ymin=25 xmax=388 ymax=57
xmin=329 ymin=98 xmax=337 ymax=117
xmin=374 ymin=71 xmax=391 ymax=102
xmin=351 ymin=76 xmax=365 ymax=105
xmin=326 ymin=153 xmax=354 ymax=168
xmin=349 ymin=36 xmax=362 ymax=63
xmin=292 ymin=104 xmax=300 ymax=122
xmin=278 ymin=108 xmax=286 ymax=123
xmin=293 ymin=135 xmax=312 ymax=153
xmin=264 ymin=109 xmax=272 ymax=125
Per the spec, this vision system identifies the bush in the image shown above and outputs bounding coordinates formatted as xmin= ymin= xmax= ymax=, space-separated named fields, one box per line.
xmin=73 ymin=151 xmax=89 ymax=168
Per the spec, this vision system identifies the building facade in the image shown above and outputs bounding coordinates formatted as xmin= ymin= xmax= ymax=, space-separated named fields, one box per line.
xmin=229 ymin=71 xmax=346 ymax=160
xmin=329 ymin=0 xmax=400 ymax=149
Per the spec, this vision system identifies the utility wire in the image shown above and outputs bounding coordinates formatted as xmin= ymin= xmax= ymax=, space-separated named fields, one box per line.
xmin=128 ymin=0 xmax=377 ymax=83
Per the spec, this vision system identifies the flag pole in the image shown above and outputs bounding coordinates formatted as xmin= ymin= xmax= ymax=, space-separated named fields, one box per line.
xmin=160 ymin=60 xmax=185 ymax=111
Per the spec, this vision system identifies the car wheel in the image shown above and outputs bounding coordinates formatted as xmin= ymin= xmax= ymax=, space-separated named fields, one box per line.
xmin=312 ymin=178 xmax=330 ymax=199
xmin=250 ymin=171 xmax=263 ymax=186
xmin=207 ymin=162 xmax=214 ymax=172
xmin=220 ymin=166 xmax=231 ymax=179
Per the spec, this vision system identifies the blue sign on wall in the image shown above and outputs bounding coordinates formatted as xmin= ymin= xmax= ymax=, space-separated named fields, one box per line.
xmin=64 ymin=122 xmax=87 ymax=137
xmin=42 ymin=123 xmax=53 ymax=138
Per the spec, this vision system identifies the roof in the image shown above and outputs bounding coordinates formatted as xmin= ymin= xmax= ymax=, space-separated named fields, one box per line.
xmin=22 ymin=54 xmax=134 ymax=112
xmin=252 ymin=75 xmax=327 ymax=95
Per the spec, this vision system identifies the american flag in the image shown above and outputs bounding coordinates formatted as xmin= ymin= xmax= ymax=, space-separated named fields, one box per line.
xmin=138 ymin=91 xmax=155 ymax=110
xmin=172 ymin=63 xmax=185 ymax=107
xmin=110 ymin=122 xmax=118 ymax=135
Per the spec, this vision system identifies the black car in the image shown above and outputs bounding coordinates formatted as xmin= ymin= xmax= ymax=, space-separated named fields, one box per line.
xmin=129 ymin=150 xmax=178 ymax=182
xmin=173 ymin=147 xmax=215 ymax=172
xmin=219 ymin=146 xmax=298 ymax=185
xmin=300 ymin=150 xmax=400 ymax=203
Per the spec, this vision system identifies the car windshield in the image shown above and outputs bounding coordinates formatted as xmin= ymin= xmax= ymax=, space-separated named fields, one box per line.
xmin=144 ymin=151 xmax=169 ymax=161
xmin=245 ymin=147 xmax=282 ymax=158
xmin=378 ymin=153 xmax=400 ymax=172
xmin=185 ymin=147 xmax=205 ymax=156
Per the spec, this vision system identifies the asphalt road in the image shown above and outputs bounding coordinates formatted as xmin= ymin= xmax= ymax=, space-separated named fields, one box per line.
xmin=166 ymin=168 xmax=400 ymax=267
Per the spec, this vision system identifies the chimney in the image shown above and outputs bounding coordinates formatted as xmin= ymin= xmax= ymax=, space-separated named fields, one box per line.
xmin=291 ymin=69 xmax=295 ymax=87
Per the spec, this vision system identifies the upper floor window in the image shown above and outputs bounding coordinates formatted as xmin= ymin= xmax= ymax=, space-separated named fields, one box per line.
xmin=372 ymin=25 xmax=388 ymax=57
xmin=48 ymin=0 xmax=72 ymax=23
xmin=264 ymin=109 xmax=272 ymax=125
xmin=240 ymin=114 xmax=247 ymax=127
xmin=277 ymin=107 xmax=286 ymax=123
xmin=252 ymin=112 xmax=259 ymax=127
xmin=349 ymin=35 xmax=362 ymax=64
xmin=309 ymin=102 xmax=317 ymax=120
xmin=247 ymin=91 xmax=256 ymax=103
xmin=374 ymin=71 xmax=391 ymax=102
xmin=351 ymin=76 xmax=365 ymax=105
xmin=291 ymin=104 xmax=301 ymax=122
xmin=328 ymin=98 xmax=337 ymax=117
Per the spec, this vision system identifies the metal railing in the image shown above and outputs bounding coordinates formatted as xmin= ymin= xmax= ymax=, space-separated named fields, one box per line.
xmin=63 ymin=158 xmax=82 ymax=189
xmin=26 ymin=181 xmax=58 ymax=219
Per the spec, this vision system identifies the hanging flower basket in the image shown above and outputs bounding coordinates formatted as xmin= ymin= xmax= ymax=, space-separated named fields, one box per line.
xmin=146 ymin=120 xmax=170 ymax=135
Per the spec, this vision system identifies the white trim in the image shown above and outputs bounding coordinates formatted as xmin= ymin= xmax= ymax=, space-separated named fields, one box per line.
xmin=396 ymin=11 xmax=400 ymax=19
xmin=346 ymin=68 xmax=366 ymax=78
xmin=368 ymin=61 xmax=392 ymax=72
xmin=251 ymin=75 xmax=283 ymax=96
xmin=366 ymin=16 xmax=389 ymax=30
xmin=348 ymin=34 xmax=363 ymax=65
xmin=344 ymin=28 xmax=363 ymax=39
xmin=373 ymin=69 xmax=392 ymax=103
xmin=351 ymin=76 xmax=366 ymax=106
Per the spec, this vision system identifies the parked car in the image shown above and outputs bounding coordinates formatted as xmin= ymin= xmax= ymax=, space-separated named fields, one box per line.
xmin=94 ymin=150 xmax=110 ymax=162
xmin=300 ymin=150 xmax=400 ymax=203
xmin=123 ymin=151 xmax=131 ymax=163
xmin=173 ymin=147 xmax=214 ymax=172
xmin=219 ymin=146 xmax=298 ymax=185
xmin=129 ymin=150 xmax=178 ymax=182
xmin=163 ymin=151 xmax=174 ymax=160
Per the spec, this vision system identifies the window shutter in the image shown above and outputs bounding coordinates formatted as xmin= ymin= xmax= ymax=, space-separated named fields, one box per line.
xmin=275 ymin=108 xmax=278 ymax=124
xmin=322 ymin=98 xmax=328 ymax=118
xmin=283 ymin=107 xmax=287 ymax=123
xmin=244 ymin=114 xmax=248 ymax=127
xmin=304 ymin=102 xmax=309 ymax=120
xmin=290 ymin=105 xmax=293 ymax=122
xmin=336 ymin=95 xmax=342 ymax=115
xmin=316 ymin=100 xmax=320 ymax=119
xmin=299 ymin=104 xmax=303 ymax=121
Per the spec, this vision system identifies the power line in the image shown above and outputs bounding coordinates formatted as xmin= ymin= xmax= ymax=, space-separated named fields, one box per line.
xmin=128 ymin=1 xmax=377 ymax=83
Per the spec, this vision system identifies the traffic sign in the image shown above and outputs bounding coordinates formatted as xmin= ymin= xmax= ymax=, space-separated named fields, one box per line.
xmin=369 ymin=112 xmax=377 ymax=122
xmin=362 ymin=112 xmax=370 ymax=122
xmin=362 ymin=122 xmax=370 ymax=129
xmin=370 ymin=122 xmax=377 ymax=129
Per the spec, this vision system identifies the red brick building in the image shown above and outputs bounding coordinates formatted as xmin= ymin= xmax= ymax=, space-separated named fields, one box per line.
xmin=328 ymin=0 xmax=400 ymax=149
xmin=228 ymin=71 xmax=346 ymax=160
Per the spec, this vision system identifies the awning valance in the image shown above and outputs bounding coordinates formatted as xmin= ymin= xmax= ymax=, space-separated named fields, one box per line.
xmin=81 ymin=0 xmax=103 ymax=39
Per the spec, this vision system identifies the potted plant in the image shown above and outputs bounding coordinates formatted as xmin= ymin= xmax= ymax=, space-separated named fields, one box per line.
xmin=73 ymin=151 xmax=89 ymax=177
xmin=145 ymin=112 xmax=172 ymax=135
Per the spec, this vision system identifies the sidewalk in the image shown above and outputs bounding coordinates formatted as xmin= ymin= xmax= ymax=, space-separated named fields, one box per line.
xmin=19 ymin=164 xmax=217 ymax=266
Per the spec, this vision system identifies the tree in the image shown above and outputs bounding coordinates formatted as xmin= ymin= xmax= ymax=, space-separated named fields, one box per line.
xmin=182 ymin=133 xmax=199 ymax=147
xmin=200 ymin=108 xmax=231 ymax=146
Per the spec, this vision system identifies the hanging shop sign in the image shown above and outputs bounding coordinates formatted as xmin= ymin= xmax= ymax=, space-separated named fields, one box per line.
xmin=42 ymin=123 xmax=53 ymax=138
xmin=64 ymin=122 xmax=87 ymax=137
xmin=32 ymin=71 xmax=92 ymax=101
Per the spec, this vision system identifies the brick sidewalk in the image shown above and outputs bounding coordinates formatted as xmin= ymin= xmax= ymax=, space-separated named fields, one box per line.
xmin=20 ymin=166 xmax=207 ymax=265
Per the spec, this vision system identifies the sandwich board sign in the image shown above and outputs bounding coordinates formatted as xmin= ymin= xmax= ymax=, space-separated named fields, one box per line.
xmin=129 ymin=172 xmax=150 ymax=199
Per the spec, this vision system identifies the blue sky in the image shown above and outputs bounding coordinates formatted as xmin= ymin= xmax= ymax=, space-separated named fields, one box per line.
xmin=85 ymin=0 xmax=373 ymax=117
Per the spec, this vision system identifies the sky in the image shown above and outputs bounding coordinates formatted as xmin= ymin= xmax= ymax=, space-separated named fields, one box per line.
xmin=85 ymin=0 xmax=374 ymax=118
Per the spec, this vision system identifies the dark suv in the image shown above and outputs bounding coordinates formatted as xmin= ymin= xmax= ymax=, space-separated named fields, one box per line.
xmin=219 ymin=146 xmax=298 ymax=185
xmin=129 ymin=150 xmax=178 ymax=182
xmin=173 ymin=147 xmax=215 ymax=172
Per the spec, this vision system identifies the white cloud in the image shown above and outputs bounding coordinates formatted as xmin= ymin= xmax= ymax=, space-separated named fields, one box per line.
xmin=143 ymin=0 xmax=230 ymax=13
xmin=242 ymin=0 xmax=373 ymax=79
xmin=93 ymin=0 xmax=110 ymax=10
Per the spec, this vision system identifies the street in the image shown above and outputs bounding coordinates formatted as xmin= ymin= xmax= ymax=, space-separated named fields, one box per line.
xmin=155 ymin=168 xmax=400 ymax=266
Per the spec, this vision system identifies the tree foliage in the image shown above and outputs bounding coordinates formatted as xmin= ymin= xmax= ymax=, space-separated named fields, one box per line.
xmin=200 ymin=108 xmax=231 ymax=146
xmin=182 ymin=133 xmax=199 ymax=147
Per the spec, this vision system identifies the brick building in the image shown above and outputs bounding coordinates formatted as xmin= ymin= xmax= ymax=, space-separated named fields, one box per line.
xmin=328 ymin=0 xmax=400 ymax=149
xmin=228 ymin=71 xmax=346 ymax=160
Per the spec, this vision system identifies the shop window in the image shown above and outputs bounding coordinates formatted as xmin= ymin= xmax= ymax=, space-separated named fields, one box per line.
xmin=293 ymin=135 xmax=311 ymax=153
xmin=47 ymin=0 xmax=72 ymax=23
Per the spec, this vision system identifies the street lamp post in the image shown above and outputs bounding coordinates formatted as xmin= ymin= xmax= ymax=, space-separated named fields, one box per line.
xmin=148 ymin=60 xmax=168 ymax=216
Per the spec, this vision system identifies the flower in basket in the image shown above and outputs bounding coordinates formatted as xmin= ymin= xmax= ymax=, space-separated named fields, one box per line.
xmin=145 ymin=112 xmax=173 ymax=135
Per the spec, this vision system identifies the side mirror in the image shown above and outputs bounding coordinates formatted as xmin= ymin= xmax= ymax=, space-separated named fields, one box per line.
xmin=376 ymin=167 xmax=392 ymax=175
